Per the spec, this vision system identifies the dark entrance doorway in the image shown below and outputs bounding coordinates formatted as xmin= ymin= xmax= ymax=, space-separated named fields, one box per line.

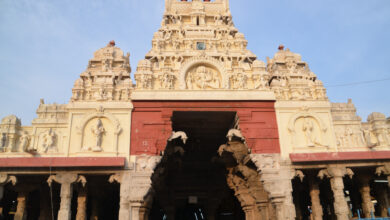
xmin=149 ymin=111 xmax=245 ymax=220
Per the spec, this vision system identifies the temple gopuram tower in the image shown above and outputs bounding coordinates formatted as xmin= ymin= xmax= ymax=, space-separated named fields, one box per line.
xmin=0 ymin=0 xmax=389 ymax=219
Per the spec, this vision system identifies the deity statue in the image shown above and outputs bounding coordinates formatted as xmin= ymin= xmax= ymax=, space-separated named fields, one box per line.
xmin=42 ymin=129 xmax=56 ymax=153
xmin=161 ymin=73 xmax=175 ymax=89
xmin=232 ymin=73 xmax=247 ymax=89
xmin=19 ymin=132 xmax=31 ymax=152
xmin=91 ymin=119 xmax=105 ymax=152
xmin=186 ymin=66 xmax=220 ymax=90
xmin=302 ymin=118 xmax=315 ymax=147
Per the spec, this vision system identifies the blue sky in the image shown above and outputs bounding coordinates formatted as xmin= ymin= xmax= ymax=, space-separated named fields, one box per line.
xmin=0 ymin=0 xmax=389 ymax=125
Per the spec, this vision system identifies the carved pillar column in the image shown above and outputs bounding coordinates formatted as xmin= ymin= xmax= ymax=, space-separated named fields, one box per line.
xmin=14 ymin=191 xmax=28 ymax=220
xmin=130 ymin=202 xmax=141 ymax=220
xmin=109 ymin=172 xmax=131 ymax=220
xmin=47 ymin=173 xmax=86 ymax=220
xmin=318 ymin=167 xmax=353 ymax=220
xmin=250 ymin=154 xmax=297 ymax=220
xmin=358 ymin=174 xmax=374 ymax=218
xmin=0 ymin=174 xmax=17 ymax=200
xmin=76 ymin=187 xmax=87 ymax=220
xmin=308 ymin=176 xmax=323 ymax=220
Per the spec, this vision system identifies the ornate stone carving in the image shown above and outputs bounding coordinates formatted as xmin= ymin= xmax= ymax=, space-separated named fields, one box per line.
xmin=288 ymin=111 xmax=328 ymax=148
xmin=268 ymin=47 xmax=327 ymax=101
xmin=226 ymin=129 xmax=245 ymax=142
xmin=19 ymin=131 xmax=32 ymax=152
xmin=361 ymin=112 xmax=390 ymax=148
xmin=90 ymin=119 xmax=105 ymax=152
xmin=167 ymin=131 xmax=188 ymax=144
xmin=71 ymin=41 xmax=132 ymax=102
xmin=230 ymin=72 xmax=248 ymax=89
xmin=47 ymin=174 xmax=86 ymax=220
xmin=135 ymin=155 xmax=162 ymax=172
xmin=186 ymin=65 xmax=221 ymax=90
xmin=41 ymin=128 xmax=57 ymax=153
xmin=159 ymin=72 xmax=175 ymax=89
xmin=0 ymin=133 xmax=6 ymax=151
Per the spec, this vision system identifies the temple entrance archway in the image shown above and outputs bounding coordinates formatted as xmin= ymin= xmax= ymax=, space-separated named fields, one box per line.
xmin=148 ymin=111 xmax=271 ymax=220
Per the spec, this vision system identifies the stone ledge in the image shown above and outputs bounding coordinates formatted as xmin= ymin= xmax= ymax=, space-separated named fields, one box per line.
xmin=131 ymin=90 xmax=276 ymax=101
xmin=290 ymin=151 xmax=390 ymax=162
xmin=0 ymin=157 xmax=126 ymax=168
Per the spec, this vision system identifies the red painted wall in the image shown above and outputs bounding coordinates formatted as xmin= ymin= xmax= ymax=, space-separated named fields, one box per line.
xmin=130 ymin=101 xmax=280 ymax=155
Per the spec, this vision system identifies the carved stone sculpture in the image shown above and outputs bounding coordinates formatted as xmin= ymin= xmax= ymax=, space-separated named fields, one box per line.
xmin=0 ymin=133 xmax=6 ymax=151
xmin=47 ymin=174 xmax=86 ymax=220
xmin=186 ymin=66 xmax=221 ymax=90
xmin=226 ymin=129 xmax=245 ymax=142
xmin=19 ymin=131 xmax=31 ymax=152
xmin=302 ymin=118 xmax=316 ymax=147
xmin=167 ymin=131 xmax=188 ymax=144
xmin=42 ymin=128 xmax=57 ymax=153
xmin=318 ymin=167 xmax=353 ymax=220
xmin=91 ymin=119 xmax=105 ymax=152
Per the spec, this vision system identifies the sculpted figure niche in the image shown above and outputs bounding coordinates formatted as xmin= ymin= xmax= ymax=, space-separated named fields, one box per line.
xmin=42 ymin=128 xmax=57 ymax=153
xmin=91 ymin=119 xmax=105 ymax=152
xmin=186 ymin=65 xmax=221 ymax=90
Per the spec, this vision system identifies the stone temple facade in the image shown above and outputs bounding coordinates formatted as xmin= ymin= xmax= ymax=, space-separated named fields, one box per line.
xmin=0 ymin=0 xmax=390 ymax=220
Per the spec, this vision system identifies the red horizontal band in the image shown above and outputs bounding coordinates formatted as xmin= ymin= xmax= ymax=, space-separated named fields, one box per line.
xmin=290 ymin=151 xmax=390 ymax=162
xmin=0 ymin=157 xmax=126 ymax=168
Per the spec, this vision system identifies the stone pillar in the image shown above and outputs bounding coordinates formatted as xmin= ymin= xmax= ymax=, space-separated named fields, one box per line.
xmin=318 ymin=167 xmax=353 ymax=220
xmin=250 ymin=154 xmax=297 ymax=220
xmin=358 ymin=175 xmax=374 ymax=218
xmin=47 ymin=173 xmax=86 ymax=220
xmin=14 ymin=192 xmax=28 ymax=220
xmin=109 ymin=173 xmax=131 ymax=220
xmin=308 ymin=176 xmax=323 ymax=220
xmin=76 ymin=188 xmax=87 ymax=220
xmin=130 ymin=202 xmax=141 ymax=220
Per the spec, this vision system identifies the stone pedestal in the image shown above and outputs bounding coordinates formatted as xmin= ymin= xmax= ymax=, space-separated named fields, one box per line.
xmin=308 ymin=176 xmax=323 ymax=220
xmin=14 ymin=192 xmax=27 ymax=220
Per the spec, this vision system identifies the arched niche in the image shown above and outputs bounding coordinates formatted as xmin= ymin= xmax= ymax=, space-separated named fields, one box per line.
xmin=179 ymin=56 xmax=228 ymax=89
xmin=77 ymin=112 xmax=122 ymax=153
xmin=288 ymin=111 xmax=328 ymax=148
